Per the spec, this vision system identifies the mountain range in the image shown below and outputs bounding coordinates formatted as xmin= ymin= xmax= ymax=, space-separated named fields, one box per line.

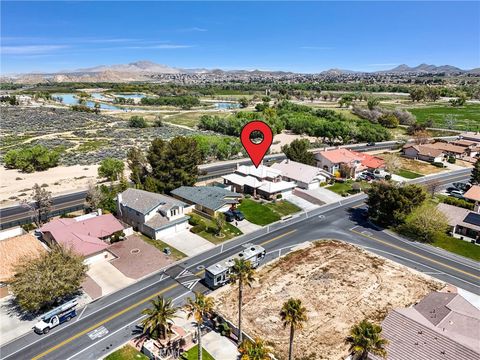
xmin=2 ymin=61 xmax=478 ymax=83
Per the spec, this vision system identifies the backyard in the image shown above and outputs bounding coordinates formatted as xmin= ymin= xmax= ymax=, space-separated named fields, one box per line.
xmin=237 ymin=198 xmax=301 ymax=226
xmin=188 ymin=213 xmax=243 ymax=244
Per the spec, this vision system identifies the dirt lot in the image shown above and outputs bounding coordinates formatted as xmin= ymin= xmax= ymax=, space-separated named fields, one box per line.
xmin=377 ymin=152 xmax=444 ymax=175
xmin=213 ymin=240 xmax=443 ymax=360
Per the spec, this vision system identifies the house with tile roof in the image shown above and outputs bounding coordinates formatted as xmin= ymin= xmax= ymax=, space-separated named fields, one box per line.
xmin=117 ymin=188 xmax=191 ymax=239
xmin=171 ymin=186 xmax=242 ymax=216
xmin=270 ymin=159 xmax=329 ymax=189
xmin=40 ymin=213 xmax=124 ymax=264
xmin=0 ymin=233 xmax=46 ymax=296
xmin=402 ymin=144 xmax=445 ymax=163
xmin=222 ymin=164 xmax=296 ymax=199
xmin=370 ymin=291 xmax=480 ymax=360
xmin=315 ymin=148 xmax=385 ymax=179
xmin=436 ymin=203 xmax=480 ymax=244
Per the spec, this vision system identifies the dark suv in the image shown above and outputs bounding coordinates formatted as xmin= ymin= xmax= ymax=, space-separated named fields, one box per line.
xmin=232 ymin=209 xmax=245 ymax=221
xmin=224 ymin=209 xmax=245 ymax=222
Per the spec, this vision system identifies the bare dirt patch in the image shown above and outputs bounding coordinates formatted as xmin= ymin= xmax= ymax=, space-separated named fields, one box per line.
xmin=213 ymin=240 xmax=442 ymax=360
xmin=377 ymin=152 xmax=444 ymax=175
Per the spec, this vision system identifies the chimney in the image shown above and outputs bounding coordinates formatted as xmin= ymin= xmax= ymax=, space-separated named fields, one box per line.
xmin=117 ymin=192 xmax=123 ymax=216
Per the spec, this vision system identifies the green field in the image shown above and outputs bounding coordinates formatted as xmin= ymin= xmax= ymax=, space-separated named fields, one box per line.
xmin=105 ymin=345 xmax=148 ymax=360
xmin=409 ymin=103 xmax=480 ymax=131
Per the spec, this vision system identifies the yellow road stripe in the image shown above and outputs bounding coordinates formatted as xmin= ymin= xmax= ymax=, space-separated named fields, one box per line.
xmin=260 ymin=229 xmax=297 ymax=246
xmin=350 ymin=228 xmax=480 ymax=280
xmin=31 ymin=283 xmax=178 ymax=360
xmin=32 ymin=229 xmax=297 ymax=359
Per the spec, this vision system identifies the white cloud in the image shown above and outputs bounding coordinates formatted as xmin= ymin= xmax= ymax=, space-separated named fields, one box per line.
xmin=1 ymin=45 xmax=68 ymax=55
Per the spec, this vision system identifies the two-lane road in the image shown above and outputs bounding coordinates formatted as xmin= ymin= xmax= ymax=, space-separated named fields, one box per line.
xmin=1 ymin=169 xmax=477 ymax=360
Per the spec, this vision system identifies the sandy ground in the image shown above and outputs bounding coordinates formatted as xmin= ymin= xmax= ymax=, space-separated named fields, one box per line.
xmin=0 ymin=165 xmax=100 ymax=205
xmin=271 ymin=131 xmax=317 ymax=152
xmin=213 ymin=240 xmax=442 ymax=360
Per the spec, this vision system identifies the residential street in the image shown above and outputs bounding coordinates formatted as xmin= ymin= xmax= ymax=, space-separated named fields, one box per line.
xmin=0 ymin=169 xmax=477 ymax=360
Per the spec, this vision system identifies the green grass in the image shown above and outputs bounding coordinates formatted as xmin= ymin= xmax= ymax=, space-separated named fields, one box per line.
xmin=138 ymin=233 xmax=187 ymax=260
xmin=409 ymin=103 xmax=480 ymax=131
xmin=105 ymin=345 xmax=148 ymax=360
xmin=327 ymin=180 xmax=369 ymax=195
xmin=188 ymin=213 xmax=242 ymax=244
xmin=265 ymin=200 xmax=301 ymax=216
xmin=431 ymin=233 xmax=480 ymax=261
xmin=181 ymin=345 xmax=215 ymax=360
xmin=76 ymin=139 xmax=109 ymax=152
xmin=395 ymin=169 xmax=423 ymax=179
xmin=237 ymin=199 xmax=281 ymax=225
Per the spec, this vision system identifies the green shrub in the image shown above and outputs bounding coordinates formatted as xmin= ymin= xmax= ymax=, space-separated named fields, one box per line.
xmin=4 ymin=145 xmax=61 ymax=172
xmin=441 ymin=196 xmax=474 ymax=210
xmin=128 ymin=116 xmax=148 ymax=128
xmin=447 ymin=156 xmax=456 ymax=164
xmin=432 ymin=161 xmax=445 ymax=168
xmin=110 ymin=230 xmax=125 ymax=243
xmin=320 ymin=182 xmax=327 ymax=187
xmin=190 ymin=224 xmax=206 ymax=234
xmin=384 ymin=174 xmax=392 ymax=180
xmin=245 ymin=194 xmax=251 ymax=199
xmin=276 ymin=194 xmax=283 ymax=199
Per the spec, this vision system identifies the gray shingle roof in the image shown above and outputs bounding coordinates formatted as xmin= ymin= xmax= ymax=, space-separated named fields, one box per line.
xmin=171 ymin=186 xmax=241 ymax=211
xmin=119 ymin=188 xmax=186 ymax=215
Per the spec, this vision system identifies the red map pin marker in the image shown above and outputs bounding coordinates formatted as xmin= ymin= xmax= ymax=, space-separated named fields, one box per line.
xmin=240 ymin=121 xmax=273 ymax=168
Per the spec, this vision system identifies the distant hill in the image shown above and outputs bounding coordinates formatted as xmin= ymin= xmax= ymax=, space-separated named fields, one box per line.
xmin=378 ymin=63 xmax=465 ymax=74
xmin=75 ymin=60 xmax=181 ymax=74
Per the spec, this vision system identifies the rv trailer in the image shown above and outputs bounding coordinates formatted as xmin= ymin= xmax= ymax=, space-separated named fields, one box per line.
xmin=205 ymin=244 xmax=266 ymax=289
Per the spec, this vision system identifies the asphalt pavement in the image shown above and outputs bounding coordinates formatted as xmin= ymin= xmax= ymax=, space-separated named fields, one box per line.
xmin=0 ymin=169 xmax=477 ymax=360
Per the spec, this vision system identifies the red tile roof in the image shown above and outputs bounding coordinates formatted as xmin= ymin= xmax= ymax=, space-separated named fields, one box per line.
xmin=40 ymin=214 xmax=123 ymax=256
xmin=318 ymin=148 xmax=385 ymax=169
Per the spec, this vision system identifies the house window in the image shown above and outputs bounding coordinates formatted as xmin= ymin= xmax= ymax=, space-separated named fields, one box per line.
xmin=171 ymin=209 xmax=177 ymax=216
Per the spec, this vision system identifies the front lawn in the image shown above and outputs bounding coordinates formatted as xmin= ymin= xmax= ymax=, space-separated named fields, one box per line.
xmin=138 ymin=234 xmax=187 ymax=260
xmin=181 ymin=345 xmax=215 ymax=360
xmin=327 ymin=180 xmax=369 ymax=196
xmin=265 ymin=200 xmax=301 ymax=216
xmin=189 ymin=213 xmax=243 ymax=244
xmin=395 ymin=169 xmax=423 ymax=179
xmin=237 ymin=199 xmax=281 ymax=225
xmin=105 ymin=345 xmax=148 ymax=360
xmin=431 ymin=233 xmax=480 ymax=261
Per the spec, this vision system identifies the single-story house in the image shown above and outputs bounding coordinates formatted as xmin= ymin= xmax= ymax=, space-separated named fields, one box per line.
xmin=222 ymin=164 xmax=296 ymax=199
xmin=451 ymin=139 xmax=480 ymax=157
xmin=40 ymin=213 xmax=125 ymax=264
xmin=171 ymin=186 xmax=242 ymax=216
xmin=427 ymin=142 xmax=468 ymax=158
xmin=437 ymin=203 xmax=480 ymax=244
xmin=270 ymin=159 xmax=329 ymax=189
xmin=117 ymin=188 xmax=191 ymax=239
xmin=402 ymin=144 xmax=444 ymax=163
xmin=0 ymin=233 xmax=46 ymax=297
xmin=463 ymin=185 xmax=480 ymax=212
xmin=315 ymin=148 xmax=385 ymax=178
xmin=370 ymin=291 xmax=480 ymax=360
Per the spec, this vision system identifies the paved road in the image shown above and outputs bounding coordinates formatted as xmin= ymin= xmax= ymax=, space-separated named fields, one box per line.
xmin=0 ymin=137 xmax=458 ymax=229
xmin=1 ymin=169 xmax=477 ymax=360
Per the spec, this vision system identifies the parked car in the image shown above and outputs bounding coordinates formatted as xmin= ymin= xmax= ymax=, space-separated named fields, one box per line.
xmin=453 ymin=182 xmax=471 ymax=192
xmin=224 ymin=210 xmax=236 ymax=222
xmin=446 ymin=187 xmax=459 ymax=194
xmin=450 ymin=190 xmax=465 ymax=199
xmin=232 ymin=209 xmax=245 ymax=221
xmin=366 ymin=142 xmax=376 ymax=146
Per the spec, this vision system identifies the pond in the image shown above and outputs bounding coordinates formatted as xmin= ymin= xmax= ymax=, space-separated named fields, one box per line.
xmin=214 ymin=102 xmax=240 ymax=109
xmin=115 ymin=93 xmax=146 ymax=100
xmin=52 ymin=93 xmax=122 ymax=110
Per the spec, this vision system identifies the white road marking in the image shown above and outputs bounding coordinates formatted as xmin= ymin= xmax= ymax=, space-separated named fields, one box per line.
xmin=65 ymin=291 xmax=191 ymax=360
xmin=76 ymin=305 xmax=87 ymax=321
xmin=87 ymin=326 xmax=109 ymax=340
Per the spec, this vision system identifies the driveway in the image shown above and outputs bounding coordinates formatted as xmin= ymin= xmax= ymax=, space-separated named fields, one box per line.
xmin=161 ymin=229 xmax=215 ymax=257
xmin=234 ymin=219 xmax=261 ymax=234
xmin=87 ymin=261 xmax=134 ymax=297
xmin=284 ymin=193 xmax=320 ymax=211
xmin=300 ymin=187 xmax=343 ymax=204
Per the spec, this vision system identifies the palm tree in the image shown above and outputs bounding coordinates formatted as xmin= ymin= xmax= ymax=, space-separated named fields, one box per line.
xmin=280 ymin=298 xmax=308 ymax=360
xmin=345 ymin=319 xmax=388 ymax=360
xmin=238 ymin=337 xmax=271 ymax=360
xmin=185 ymin=292 xmax=215 ymax=360
xmin=230 ymin=258 xmax=256 ymax=344
xmin=141 ymin=296 xmax=178 ymax=340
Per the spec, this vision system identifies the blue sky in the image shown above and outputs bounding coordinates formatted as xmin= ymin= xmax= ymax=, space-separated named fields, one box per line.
xmin=1 ymin=1 xmax=479 ymax=74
